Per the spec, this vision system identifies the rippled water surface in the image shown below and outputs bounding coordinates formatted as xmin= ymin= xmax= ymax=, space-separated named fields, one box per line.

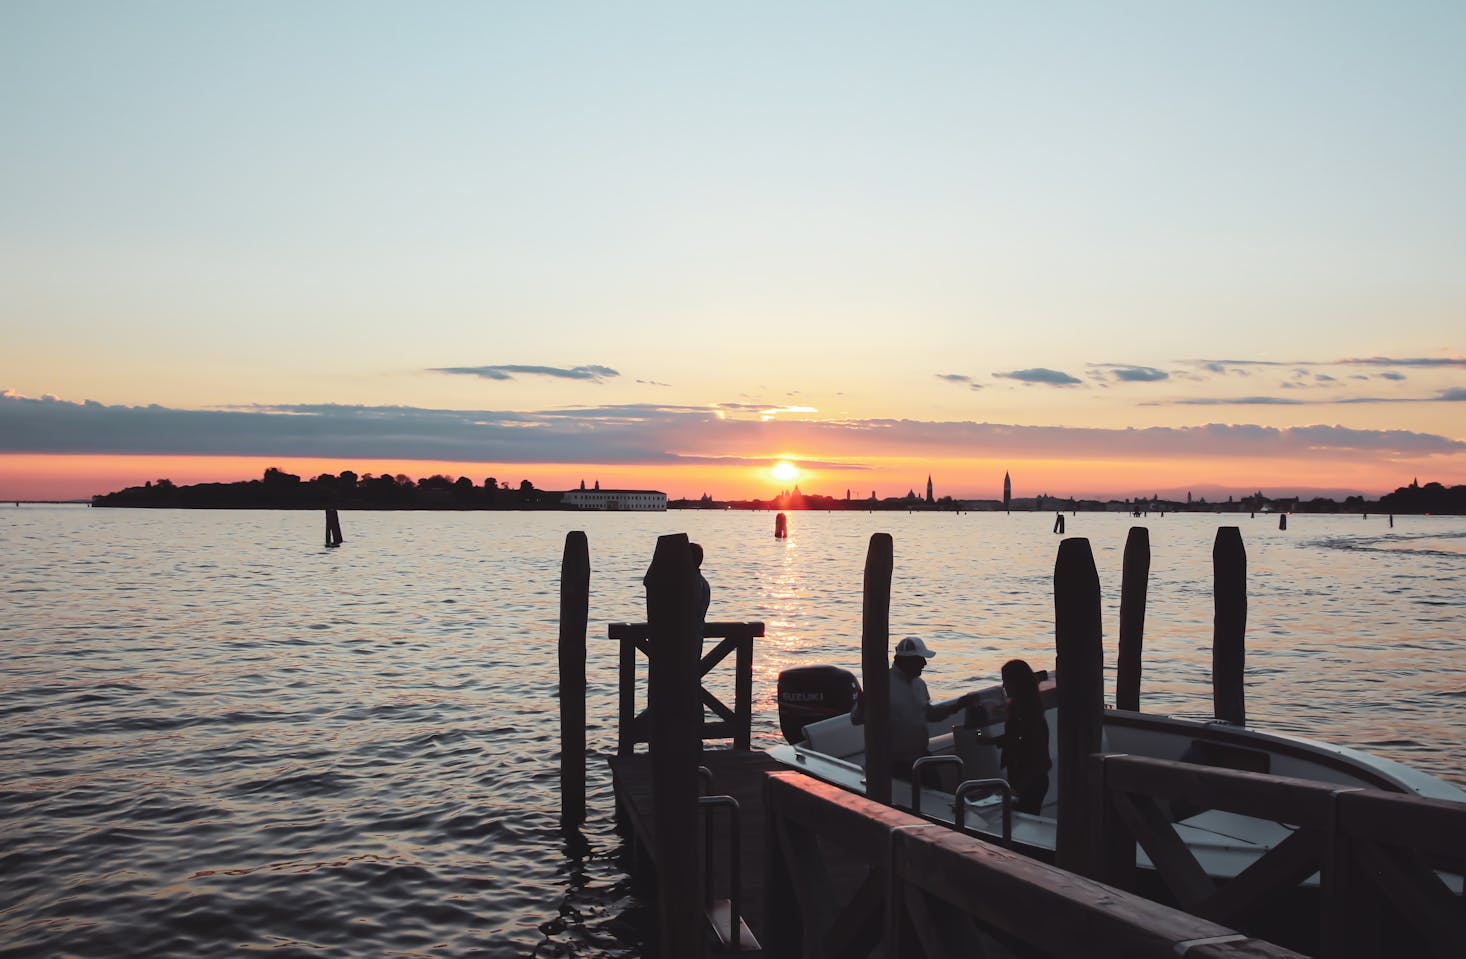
xmin=3 ymin=507 xmax=1463 ymax=956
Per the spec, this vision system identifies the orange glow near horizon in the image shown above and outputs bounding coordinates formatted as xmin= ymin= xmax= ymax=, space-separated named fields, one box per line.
xmin=0 ymin=451 xmax=1446 ymax=503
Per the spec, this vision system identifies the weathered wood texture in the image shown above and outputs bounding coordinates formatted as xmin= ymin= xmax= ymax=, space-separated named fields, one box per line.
xmin=1116 ymin=524 xmax=1150 ymax=711
xmin=1213 ymin=526 xmax=1248 ymax=726
xmin=1092 ymin=753 xmax=1466 ymax=959
xmin=1054 ymin=536 xmax=1104 ymax=874
xmin=861 ymin=533 xmax=894 ymax=807
xmin=609 ymin=621 xmax=765 ymax=756
xmin=557 ymin=530 xmax=589 ymax=827
xmin=764 ymin=771 xmax=1305 ymax=959
xmin=644 ymin=532 xmax=705 ymax=959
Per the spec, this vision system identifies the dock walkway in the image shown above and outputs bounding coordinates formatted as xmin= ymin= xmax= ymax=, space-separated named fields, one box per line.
xmin=610 ymin=749 xmax=783 ymax=945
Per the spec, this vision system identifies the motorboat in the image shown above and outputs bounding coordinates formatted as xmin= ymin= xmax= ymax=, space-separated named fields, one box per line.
xmin=767 ymin=664 xmax=1466 ymax=883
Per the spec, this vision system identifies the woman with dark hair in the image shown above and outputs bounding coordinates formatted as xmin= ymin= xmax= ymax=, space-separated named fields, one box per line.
xmin=994 ymin=659 xmax=1051 ymax=813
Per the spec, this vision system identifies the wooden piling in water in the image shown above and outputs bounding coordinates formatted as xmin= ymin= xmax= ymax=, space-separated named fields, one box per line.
xmin=1212 ymin=526 xmax=1247 ymax=727
xmin=1116 ymin=526 xmax=1150 ymax=712
xmin=861 ymin=533 xmax=894 ymax=807
xmin=643 ymin=532 xmax=705 ymax=958
xmin=774 ymin=512 xmax=788 ymax=538
xmin=1053 ymin=537 xmax=1104 ymax=875
xmin=1279 ymin=513 xmax=1287 ymax=531
xmin=558 ymin=531 xmax=589 ymax=828
xmin=324 ymin=508 xmax=343 ymax=547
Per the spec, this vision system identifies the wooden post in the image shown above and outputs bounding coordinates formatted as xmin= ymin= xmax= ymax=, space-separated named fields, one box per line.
xmin=643 ymin=533 xmax=705 ymax=958
xmin=1279 ymin=513 xmax=1287 ymax=531
xmin=1054 ymin=536 xmax=1104 ymax=875
xmin=734 ymin=626 xmax=753 ymax=750
xmin=775 ymin=512 xmax=788 ymax=538
xmin=1213 ymin=526 xmax=1247 ymax=727
xmin=1116 ymin=526 xmax=1150 ymax=712
xmin=558 ymin=531 xmax=589 ymax=828
xmin=324 ymin=508 xmax=343 ymax=547
xmin=861 ymin=533 xmax=894 ymax=807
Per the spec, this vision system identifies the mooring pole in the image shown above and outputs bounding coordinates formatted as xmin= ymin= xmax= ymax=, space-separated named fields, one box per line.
xmin=1213 ymin=526 xmax=1247 ymax=726
xmin=558 ymin=531 xmax=589 ymax=828
xmin=861 ymin=533 xmax=894 ymax=807
xmin=643 ymin=533 xmax=704 ymax=958
xmin=1115 ymin=526 xmax=1150 ymax=712
xmin=324 ymin=507 xmax=343 ymax=547
xmin=1054 ymin=536 xmax=1104 ymax=875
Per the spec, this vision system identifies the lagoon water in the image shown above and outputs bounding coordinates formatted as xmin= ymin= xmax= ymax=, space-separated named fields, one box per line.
xmin=3 ymin=506 xmax=1464 ymax=956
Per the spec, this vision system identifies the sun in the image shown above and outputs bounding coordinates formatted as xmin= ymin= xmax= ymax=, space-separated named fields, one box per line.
xmin=770 ymin=461 xmax=800 ymax=482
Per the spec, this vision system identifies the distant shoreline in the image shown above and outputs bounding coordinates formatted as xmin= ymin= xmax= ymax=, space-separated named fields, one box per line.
xmin=73 ymin=469 xmax=1466 ymax=515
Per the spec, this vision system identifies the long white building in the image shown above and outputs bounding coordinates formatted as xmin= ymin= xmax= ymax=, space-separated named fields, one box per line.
xmin=562 ymin=488 xmax=667 ymax=511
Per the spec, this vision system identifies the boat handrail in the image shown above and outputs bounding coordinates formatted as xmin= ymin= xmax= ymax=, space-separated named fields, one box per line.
xmin=955 ymin=778 xmax=1013 ymax=846
xmin=910 ymin=755 xmax=965 ymax=816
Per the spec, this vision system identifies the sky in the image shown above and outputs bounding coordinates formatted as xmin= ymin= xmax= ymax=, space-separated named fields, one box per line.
xmin=3 ymin=2 xmax=1465 ymax=501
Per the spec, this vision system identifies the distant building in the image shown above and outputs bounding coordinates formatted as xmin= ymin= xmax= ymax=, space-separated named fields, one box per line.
xmin=562 ymin=488 xmax=667 ymax=511
xmin=1003 ymin=472 xmax=1012 ymax=509
xmin=926 ymin=475 xmax=934 ymax=504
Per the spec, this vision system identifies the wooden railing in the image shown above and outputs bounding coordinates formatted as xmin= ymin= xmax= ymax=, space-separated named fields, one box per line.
xmin=764 ymin=770 xmax=1304 ymax=959
xmin=1089 ymin=754 xmax=1466 ymax=959
xmin=609 ymin=620 xmax=764 ymax=756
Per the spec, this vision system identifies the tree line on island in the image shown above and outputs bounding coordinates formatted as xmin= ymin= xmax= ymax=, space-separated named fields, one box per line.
xmin=88 ymin=469 xmax=1466 ymax=514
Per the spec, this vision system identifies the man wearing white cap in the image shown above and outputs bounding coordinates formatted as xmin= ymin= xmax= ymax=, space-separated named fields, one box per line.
xmin=852 ymin=636 xmax=976 ymax=782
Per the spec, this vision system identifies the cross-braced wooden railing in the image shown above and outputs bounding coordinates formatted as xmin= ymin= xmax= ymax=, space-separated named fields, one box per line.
xmin=609 ymin=620 xmax=764 ymax=757
xmin=1089 ymin=753 xmax=1466 ymax=959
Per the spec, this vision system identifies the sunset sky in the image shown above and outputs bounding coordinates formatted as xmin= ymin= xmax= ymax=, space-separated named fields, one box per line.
xmin=4 ymin=2 xmax=1465 ymax=501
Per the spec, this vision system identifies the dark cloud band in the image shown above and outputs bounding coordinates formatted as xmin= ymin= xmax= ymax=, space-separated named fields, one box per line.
xmin=4 ymin=391 xmax=1460 ymax=466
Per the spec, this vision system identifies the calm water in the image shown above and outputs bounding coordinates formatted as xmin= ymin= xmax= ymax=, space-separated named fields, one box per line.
xmin=3 ymin=506 xmax=1463 ymax=956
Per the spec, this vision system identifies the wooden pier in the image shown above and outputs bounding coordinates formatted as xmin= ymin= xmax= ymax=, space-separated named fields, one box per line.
xmin=558 ymin=529 xmax=1466 ymax=958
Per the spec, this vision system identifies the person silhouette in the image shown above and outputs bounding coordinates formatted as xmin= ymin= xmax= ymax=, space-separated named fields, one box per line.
xmin=851 ymin=636 xmax=977 ymax=783
xmin=991 ymin=658 xmax=1051 ymax=813
xmin=689 ymin=542 xmax=710 ymax=639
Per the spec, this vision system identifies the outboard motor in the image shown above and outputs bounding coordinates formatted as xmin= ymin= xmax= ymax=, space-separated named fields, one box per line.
xmin=776 ymin=665 xmax=859 ymax=744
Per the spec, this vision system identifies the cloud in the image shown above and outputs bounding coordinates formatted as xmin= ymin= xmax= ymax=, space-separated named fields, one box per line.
xmin=1167 ymin=396 xmax=1307 ymax=406
xmin=994 ymin=368 xmax=1082 ymax=386
xmin=1108 ymin=366 xmax=1169 ymax=383
xmin=937 ymin=373 xmax=984 ymax=390
xmin=7 ymin=391 xmax=1462 ymax=471
xmin=1188 ymin=356 xmax=1466 ymax=378
xmin=1190 ymin=359 xmax=1290 ymax=373
xmin=636 ymin=379 xmax=671 ymax=387
xmin=1379 ymin=371 xmax=1406 ymax=381
xmin=431 ymin=364 xmax=620 ymax=383
xmin=1339 ymin=356 xmax=1466 ymax=368
xmin=1152 ymin=390 xmax=1465 ymax=407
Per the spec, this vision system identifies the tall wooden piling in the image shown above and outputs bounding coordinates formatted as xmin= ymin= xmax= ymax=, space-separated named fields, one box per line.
xmin=324 ymin=508 xmax=343 ymax=547
xmin=558 ymin=531 xmax=589 ymax=828
xmin=1054 ymin=537 xmax=1104 ymax=875
xmin=1116 ymin=526 xmax=1150 ymax=712
xmin=775 ymin=512 xmax=788 ymax=538
xmin=861 ymin=533 xmax=894 ymax=807
xmin=643 ymin=533 xmax=705 ymax=958
xmin=1279 ymin=513 xmax=1287 ymax=531
xmin=1212 ymin=526 xmax=1247 ymax=727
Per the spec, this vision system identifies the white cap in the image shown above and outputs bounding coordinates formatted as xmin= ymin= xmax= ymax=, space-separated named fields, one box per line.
xmin=894 ymin=636 xmax=935 ymax=658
